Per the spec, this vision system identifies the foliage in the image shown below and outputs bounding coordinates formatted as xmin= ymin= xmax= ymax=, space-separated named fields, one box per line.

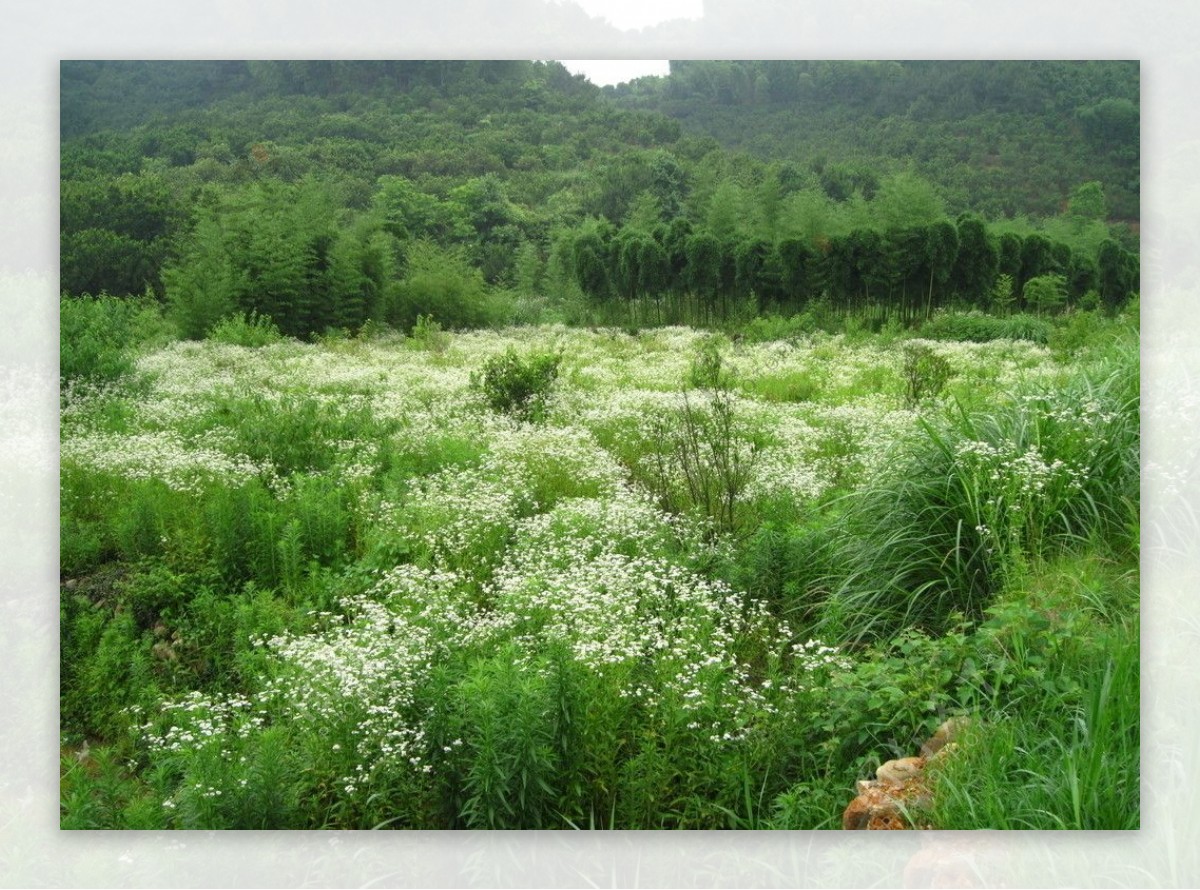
xmin=57 ymin=58 xmax=1142 ymax=831
xmin=60 ymin=294 xmax=141 ymax=385
xmin=901 ymin=343 xmax=953 ymax=407
xmin=932 ymin=557 xmax=1139 ymax=829
xmin=409 ymin=313 xmax=450 ymax=354
xmin=471 ymin=347 xmax=563 ymax=422
xmin=206 ymin=311 xmax=284 ymax=347
xmin=62 ymin=61 xmax=1137 ymax=337
xmin=391 ymin=241 xmax=505 ymax=331
xmin=60 ymin=293 xmax=171 ymax=385
xmin=919 ymin=311 xmax=1052 ymax=345
xmin=1023 ymin=274 xmax=1067 ymax=316
xmin=824 ymin=331 xmax=1138 ymax=641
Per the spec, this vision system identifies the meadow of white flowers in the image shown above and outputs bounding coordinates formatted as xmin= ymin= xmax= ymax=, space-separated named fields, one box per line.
xmin=62 ymin=323 xmax=1134 ymax=829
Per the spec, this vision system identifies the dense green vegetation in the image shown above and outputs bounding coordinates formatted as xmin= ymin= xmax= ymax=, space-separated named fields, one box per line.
xmin=610 ymin=61 xmax=1140 ymax=221
xmin=61 ymin=60 xmax=1139 ymax=339
xmin=60 ymin=61 xmax=1139 ymax=831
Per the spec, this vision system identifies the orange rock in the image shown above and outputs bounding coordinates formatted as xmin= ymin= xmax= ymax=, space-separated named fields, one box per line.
xmin=876 ymin=755 xmax=925 ymax=787
xmin=920 ymin=716 xmax=972 ymax=759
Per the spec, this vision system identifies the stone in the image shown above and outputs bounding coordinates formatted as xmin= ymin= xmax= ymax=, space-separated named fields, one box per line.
xmin=920 ymin=716 xmax=971 ymax=759
xmin=842 ymin=717 xmax=975 ymax=829
xmin=841 ymin=776 xmax=933 ymax=830
xmin=876 ymin=756 xmax=925 ymax=787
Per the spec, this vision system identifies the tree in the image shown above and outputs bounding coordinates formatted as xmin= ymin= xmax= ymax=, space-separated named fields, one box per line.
xmin=1023 ymin=273 xmax=1067 ymax=315
xmin=685 ymin=231 xmax=724 ymax=322
xmin=391 ymin=240 xmax=497 ymax=330
xmin=1096 ymin=239 xmax=1138 ymax=310
xmin=991 ymin=273 xmax=1016 ymax=315
xmin=776 ymin=237 xmax=815 ymax=310
xmin=1018 ymin=233 xmax=1055 ymax=301
xmin=733 ymin=237 xmax=775 ymax=309
xmin=1066 ymin=250 xmax=1099 ymax=304
xmin=163 ymin=214 xmax=236 ymax=338
xmin=872 ymin=171 xmax=945 ymax=231
xmin=569 ymin=220 xmax=614 ymax=302
xmin=648 ymin=150 xmax=688 ymax=221
xmin=951 ymin=216 xmax=1000 ymax=307
xmin=705 ymin=179 xmax=746 ymax=242
xmin=1068 ymin=181 xmax=1107 ymax=221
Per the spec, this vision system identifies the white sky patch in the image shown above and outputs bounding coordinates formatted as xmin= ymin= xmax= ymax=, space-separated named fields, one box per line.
xmin=559 ymin=59 xmax=671 ymax=86
xmin=560 ymin=0 xmax=703 ymax=32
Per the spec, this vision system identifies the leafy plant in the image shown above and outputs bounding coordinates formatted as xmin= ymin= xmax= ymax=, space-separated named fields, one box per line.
xmin=902 ymin=342 xmax=953 ymax=407
xmin=206 ymin=310 xmax=283 ymax=347
xmin=471 ymin=347 xmax=562 ymax=422
xmin=410 ymin=313 xmax=449 ymax=354
xmin=60 ymin=294 xmax=139 ymax=384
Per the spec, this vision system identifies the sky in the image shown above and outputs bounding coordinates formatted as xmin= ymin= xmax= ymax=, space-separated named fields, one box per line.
xmin=558 ymin=59 xmax=671 ymax=86
xmin=555 ymin=0 xmax=703 ymax=86
xmin=562 ymin=0 xmax=702 ymax=32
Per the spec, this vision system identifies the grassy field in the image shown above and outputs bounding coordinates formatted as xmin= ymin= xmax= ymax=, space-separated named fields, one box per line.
xmin=59 ymin=306 xmax=1139 ymax=829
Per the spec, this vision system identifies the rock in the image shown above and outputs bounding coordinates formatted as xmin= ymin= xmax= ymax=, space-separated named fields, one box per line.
xmin=920 ymin=716 xmax=971 ymax=759
xmin=842 ymin=776 xmax=933 ymax=830
xmin=843 ymin=718 xmax=975 ymax=830
xmin=877 ymin=756 xmax=925 ymax=787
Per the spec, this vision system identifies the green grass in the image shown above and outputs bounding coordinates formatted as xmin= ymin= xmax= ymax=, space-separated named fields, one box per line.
xmin=931 ymin=560 xmax=1139 ymax=829
xmin=59 ymin=312 xmax=1140 ymax=830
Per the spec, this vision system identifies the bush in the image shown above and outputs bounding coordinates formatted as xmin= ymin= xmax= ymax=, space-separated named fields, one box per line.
xmin=471 ymin=347 xmax=562 ymax=422
xmin=409 ymin=313 xmax=449 ymax=353
xmin=60 ymin=294 xmax=139 ymax=384
xmin=919 ymin=311 xmax=1052 ymax=344
xmin=206 ymin=311 xmax=283 ymax=347
xmin=688 ymin=335 xmax=728 ymax=389
xmin=902 ymin=343 xmax=953 ymax=407
xmin=389 ymin=241 xmax=507 ymax=331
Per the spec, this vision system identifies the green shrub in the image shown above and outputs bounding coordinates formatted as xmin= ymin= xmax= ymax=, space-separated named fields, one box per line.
xmin=919 ymin=311 xmax=1052 ymax=344
xmin=902 ymin=342 xmax=953 ymax=407
xmin=409 ymin=313 xmax=450 ymax=353
xmin=640 ymin=389 xmax=758 ymax=539
xmin=687 ymin=335 xmax=728 ymax=390
xmin=471 ymin=347 xmax=562 ymax=422
xmin=206 ymin=311 xmax=283 ymax=347
xmin=446 ymin=644 xmax=564 ymax=829
xmin=60 ymin=294 xmax=138 ymax=384
xmin=390 ymin=240 xmax=507 ymax=331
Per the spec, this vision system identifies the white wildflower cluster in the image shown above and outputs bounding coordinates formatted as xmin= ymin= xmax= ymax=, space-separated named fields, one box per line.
xmin=61 ymin=431 xmax=268 ymax=494
xmin=480 ymin=424 xmax=628 ymax=505
xmin=907 ymin=337 xmax=1055 ymax=391
xmin=791 ymin=638 xmax=854 ymax=674
xmin=481 ymin=495 xmax=784 ymax=743
xmin=954 ymin=438 xmax=1083 ymax=506
xmin=140 ymin=691 xmax=269 ymax=758
xmin=389 ymin=466 xmax=531 ymax=569
xmin=804 ymin=398 xmax=920 ymax=484
xmin=260 ymin=585 xmax=445 ymax=791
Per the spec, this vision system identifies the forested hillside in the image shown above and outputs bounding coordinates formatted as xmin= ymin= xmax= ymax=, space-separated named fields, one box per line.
xmin=609 ymin=61 xmax=1140 ymax=221
xmin=61 ymin=60 xmax=1138 ymax=339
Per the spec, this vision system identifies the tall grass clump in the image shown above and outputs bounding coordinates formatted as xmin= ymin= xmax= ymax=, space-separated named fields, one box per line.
xmin=823 ymin=332 xmax=1138 ymax=641
xmin=930 ymin=556 xmax=1139 ymax=829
